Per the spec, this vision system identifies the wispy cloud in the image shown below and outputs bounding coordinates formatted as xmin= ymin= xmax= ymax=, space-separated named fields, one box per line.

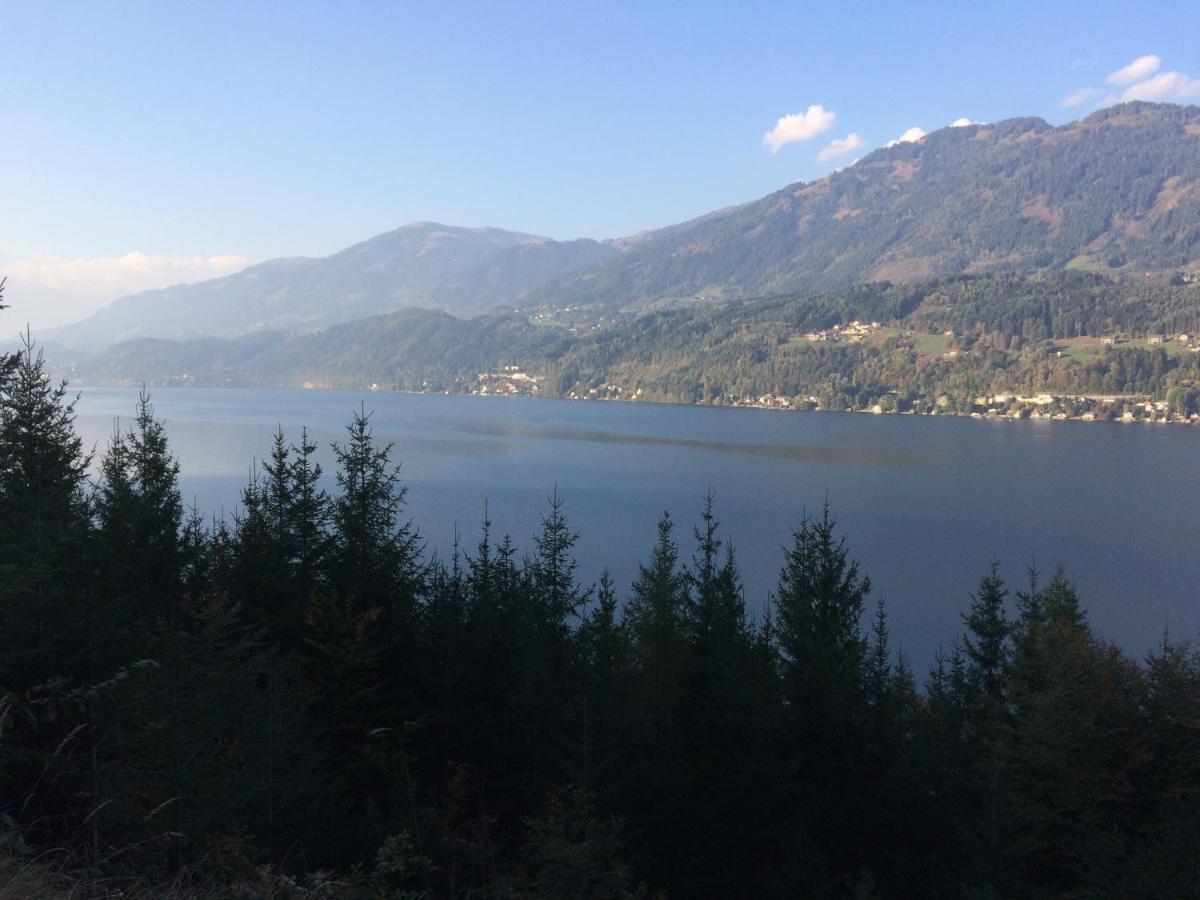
xmin=885 ymin=126 xmax=926 ymax=148
xmin=6 ymin=252 xmax=250 ymax=303
xmin=1120 ymin=70 xmax=1200 ymax=103
xmin=1063 ymin=54 xmax=1200 ymax=110
xmin=817 ymin=132 xmax=864 ymax=162
xmin=1 ymin=252 xmax=251 ymax=328
xmin=1060 ymin=86 xmax=1104 ymax=108
xmin=763 ymin=105 xmax=837 ymax=153
xmin=1107 ymin=54 xmax=1160 ymax=86
xmin=950 ymin=118 xmax=976 ymax=127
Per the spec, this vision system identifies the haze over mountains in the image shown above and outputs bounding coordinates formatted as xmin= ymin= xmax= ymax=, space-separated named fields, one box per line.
xmin=46 ymin=225 xmax=615 ymax=346
xmin=45 ymin=102 xmax=1200 ymax=352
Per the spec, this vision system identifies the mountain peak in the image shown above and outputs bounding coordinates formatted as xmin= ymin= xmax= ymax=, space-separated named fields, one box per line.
xmin=524 ymin=103 xmax=1200 ymax=306
xmin=46 ymin=104 xmax=1200 ymax=349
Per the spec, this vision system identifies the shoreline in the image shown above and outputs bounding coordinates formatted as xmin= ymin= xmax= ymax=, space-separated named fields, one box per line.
xmin=68 ymin=380 xmax=1200 ymax=427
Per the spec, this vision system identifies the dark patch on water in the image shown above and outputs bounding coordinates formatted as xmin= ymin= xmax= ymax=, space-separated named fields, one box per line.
xmin=442 ymin=420 xmax=928 ymax=467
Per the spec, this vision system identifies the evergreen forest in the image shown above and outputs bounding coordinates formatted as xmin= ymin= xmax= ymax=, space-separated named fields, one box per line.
xmin=70 ymin=271 xmax=1200 ymax=419
xmin=3 ymin=282 xmax=1200 ymax=898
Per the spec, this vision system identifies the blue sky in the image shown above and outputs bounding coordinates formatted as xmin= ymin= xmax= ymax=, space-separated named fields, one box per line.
xmin=2 ymin=0 xmax=1199 ymax=325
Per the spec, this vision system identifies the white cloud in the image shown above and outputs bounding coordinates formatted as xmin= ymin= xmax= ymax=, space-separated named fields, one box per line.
xmin=1120 ymin=70 xmax=1200 ymax=103
xmin=817 ymin=132 xmax=864 ymax=162
xmin=1058 ymin=54 xmax=1200 ymax=111
xmin=885 ymin=126 xmax=926 ymax=148
xmin=1060 ymin=86 xmax=1104 ymax=108
xmin=763 ymin=105 xmax=837 ymax=153
xmin=1107 ymin=54 xmax=1161 ymax=86
xmin=950 ymin=118 xmax=975 ymax=127
xmin=1 ymin=252 xmax=251 ymax=329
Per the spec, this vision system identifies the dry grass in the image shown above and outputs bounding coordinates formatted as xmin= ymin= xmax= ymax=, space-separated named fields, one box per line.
xmin=0 ymin=851 xmax=350 ymax=900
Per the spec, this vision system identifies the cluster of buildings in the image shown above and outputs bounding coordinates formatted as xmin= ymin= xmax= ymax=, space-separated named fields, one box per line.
xmin=800 ymin=320 xmax=882 ymax=343
xmin=474 ymin=366 xmax=542 ymax=396
xmin=965 ymin=394 xmax=1193 ymax=424
xmin=715 ymin=390 xmax=1197 ymax=424
xmin=1100 ymin=333 xmax=1195 ymax=348
xmin=720 ymin=393 xmax=801 ymax=410
xmin=568 ymin=382 xmax=635 ymax=400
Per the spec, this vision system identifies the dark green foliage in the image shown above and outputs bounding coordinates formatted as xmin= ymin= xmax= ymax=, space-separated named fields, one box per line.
xmin=959 ymin=564 xmax=1012 ymax=887
xmin=999 ymin=572 xmax=1143 ymax=895
xmin=1134 ymin=636 xmax=1200 ymax=895
xmin=2 ymin=328 xmax=1199 ymax=896
xmin=626 ymin=512 xmax=690 ymax=724
xmin=772 ymin=504 xmax=879 ymax=891
xmin=516 ymin=786 xmax=636 ymax=900
xmin=232 ymin=426 xmax=332 ymax=649
xmin=329 ymin=407 xmax=422 ymax=618
xmin=963 ymin=561 xmax=1010 ymax=705
xmin=775 ymin=504 xmax=871 ymax=727
xmin=618 ymin=513 xmax=693 ymax=889
xmin=575 ymin=570 xmax=633 ymax=794
xmin=94 ymin=389 xmax=184 ymax=656
xmin=0 ymin=332 xmax=92 ymax=690
xmin=673 ymin=494 xmax=778 ymax=895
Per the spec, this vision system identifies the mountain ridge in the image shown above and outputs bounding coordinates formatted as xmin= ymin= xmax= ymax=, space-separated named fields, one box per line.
xmin=524 ymin=103 xmax=1200 ymax=307
xmin=58 ymin=271 xmax=1200 ymax=422
xmin=45 ymin=102 xmax=1200 ymax=348
xmin=47 ymin=223 xmax=616 ymax=346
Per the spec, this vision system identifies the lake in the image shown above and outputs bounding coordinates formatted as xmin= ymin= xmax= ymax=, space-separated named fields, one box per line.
xmin=73 ymin=387 xmax=1200 ymax=675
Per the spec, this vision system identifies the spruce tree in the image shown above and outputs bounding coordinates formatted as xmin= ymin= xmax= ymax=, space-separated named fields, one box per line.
xmin=518 ymin=491 xmax=588 ymax=807
xmin=281 ymin=410 xmax=426 ymax=870
xmin=1001 ymin=572 xmax=1140 ymax=894
xmin=962 ymin=561 xmax=1010 ymax=706
xmin=917 ymin=643 xmax=974 ymax=892
xmin=94 ymin=389 xmax=183 ymax=649
xmin=0 ymin=332 xmax=100 ymax=865
xmin=329 ymin=406 xmax=421 ymax=618
xmin=772 ymin=502 xmax=873 ymax=889
xmin=455 ymin=514 xmax=533 ymax=845
xmin=621 ymin=512 xmax=691 ymax=890
xmin=676 ymin=493 xmax=776 ymax=895
xmin=0 ymin=332 xmax=92 ymax=688
xmin=576 ymin=570 xmax=632 ymax=795
xmin=289 ymin=426 xmax=331 ymax=602
xmin=774 ymin=503 xmax=870 ymax=709
xmin=1136 ymin=635 xmax=1200 ymax=893
xmin=958 ymin=563 xmax=1013 ymax=890
xmin=420 ymin=533 xmax=470 ymax=765
xmin=232 ymin=427 xmax=330 ymax=649
xmin=625 ymin=512 xmax=690 ymax=734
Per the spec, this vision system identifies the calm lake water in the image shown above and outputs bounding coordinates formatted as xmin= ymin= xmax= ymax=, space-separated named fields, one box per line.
xmin=73 ymin=387 xmax=1199 ymax=675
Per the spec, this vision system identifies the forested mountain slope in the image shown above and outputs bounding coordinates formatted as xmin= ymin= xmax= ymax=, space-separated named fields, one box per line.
xmin=47 ymin=103 xmax=1200 ymax=348
xmin=63 ymin=271 xmax=1200 ymax=416
xmin=47 ymin=223 xmax=616 ymax=345
xmin=528 ymin=102 xmax=1200 ymax=306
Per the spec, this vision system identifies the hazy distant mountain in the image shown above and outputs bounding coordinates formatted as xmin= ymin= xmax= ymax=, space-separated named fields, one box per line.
xmin=0 ymin=278 xmax=92 ymax=332
xmin=63 ymin=272 xmax=1200 ymax=408
xmin=526 ymin=102 xmax=1200 ymax=307
xmin=47 ymin=223 xmax=615 ymax=347
xmin=47 ymin=102 xmax=1200 ymax=349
